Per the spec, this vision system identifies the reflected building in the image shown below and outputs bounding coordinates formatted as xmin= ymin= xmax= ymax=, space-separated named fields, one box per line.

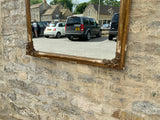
xmin=30 ymin=0 xmax=72 ymax=22
xmin=41 ymin=4 xmax=72 ymax=22
xmin=83 ymin=3 xmax=119 ymax=25
xmin=30 ymin=0 xmax=50 ymax=22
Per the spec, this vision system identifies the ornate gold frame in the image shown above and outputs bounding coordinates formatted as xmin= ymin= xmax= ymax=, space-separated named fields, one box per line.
xmin=25 ymin=0 xmax=131 ymax=70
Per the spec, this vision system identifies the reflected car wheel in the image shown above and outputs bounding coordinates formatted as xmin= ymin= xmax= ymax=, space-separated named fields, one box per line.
xmin=108 ymin=35 xmax=113 ymax=40
xmin=68 ymin=37 xmax=72 ymax=40
xmin=68 ymin=36 xmax=76 ymax=41
xmin=56 ymin=32 xmax=61 ymax=38
xmin=45 ymin=36 xmax=49 ymax=38
xmin=86 ymin=32 xmax=91 ymax=40
xmin=97 ymin=30 xmax=102 ymax=37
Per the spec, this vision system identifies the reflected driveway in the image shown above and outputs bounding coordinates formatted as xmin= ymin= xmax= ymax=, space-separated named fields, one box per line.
xmin=33 ymin=36 xmax=117 ymax=60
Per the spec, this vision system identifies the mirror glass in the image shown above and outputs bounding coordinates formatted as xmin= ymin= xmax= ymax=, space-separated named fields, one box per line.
xmin=30 ymin=0 xmax=120 ymax=60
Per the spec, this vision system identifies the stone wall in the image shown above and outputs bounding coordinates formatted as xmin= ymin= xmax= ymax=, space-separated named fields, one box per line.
xmin=61 ymin=8 xmax=72 ymax=19
xmin=30 ymin=2 xmax=50 ymax=22
xmin=41 ymin=15 xmax=52 ymax=22
xmin=0 ymin=0 xmax=160 ymax=120
xmin=83 ymin=4 xmax=114 ymax=24
xmin=83 ymin=4 xmax=98 ymax=21
xmin=31 ymin=7 xmax=40 ymax=22
xmin=41 ymin=4 xmax=63 ymax=22
xmin=39 ymin=2 xmax=50 ymax=15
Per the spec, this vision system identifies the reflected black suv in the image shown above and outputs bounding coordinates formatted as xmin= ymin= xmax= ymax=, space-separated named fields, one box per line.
xmin=109 ymin=13 xmax=119 ymax=40
xmin=65 ymin=16 xmax=101 ymax=40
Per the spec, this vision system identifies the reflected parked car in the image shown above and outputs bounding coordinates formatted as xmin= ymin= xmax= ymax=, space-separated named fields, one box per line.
xmin=65 ymin=16 xmax=101 ymax=41
xmin=109 ymin=13 xmax=119 ymax=40
xmin=40 ymin=21 xmax=51 ymax=26
xmin=101 ymin=23 xmax=110 ymax=29
xmin=44 ymin=22 xmax=65 ymax=38
xmin=31 ymin=22 xmax=46 ymax=37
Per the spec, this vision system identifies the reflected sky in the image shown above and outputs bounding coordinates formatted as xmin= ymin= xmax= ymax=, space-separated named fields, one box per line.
xmin=47 ymin=0 xmax=90 ymax=4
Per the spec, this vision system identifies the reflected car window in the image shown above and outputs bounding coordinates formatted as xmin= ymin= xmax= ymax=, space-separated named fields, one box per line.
xmin=111 ymin=14 xmax=119 ymax=23
xmin=62 ymin=23 xmax=65 ymax=27
xmin=67 ymin=17 xmax=81 ymax=24
xmin=49 ymin=23 xmax=56 ymax=27
xmin=102 ymin=24 xmax=110 ymax=28
xmin=37 ymin=23 xmax=44 ymax=27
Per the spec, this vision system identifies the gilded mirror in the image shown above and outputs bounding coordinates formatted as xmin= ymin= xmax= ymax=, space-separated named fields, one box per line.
xmin=25 ymin=0 xmax=131 ymax=69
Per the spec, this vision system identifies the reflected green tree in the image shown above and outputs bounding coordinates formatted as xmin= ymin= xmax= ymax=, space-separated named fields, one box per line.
xmin=30 ymin=0 xmax=42 ymax=5
xmin=49 ymin=0 xmax=73 ymax=11
xmin=89 ymin=0 xmax=104 ymax=4
xmin=74 ymin=2 xmax=89 ymax=14
xmin=105 ymin=0 xmax=120 ymax=6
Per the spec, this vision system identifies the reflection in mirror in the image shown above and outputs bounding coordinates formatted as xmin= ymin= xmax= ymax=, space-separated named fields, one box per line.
xmin=30 ymin=0 xmax=120 ymax=60
xmin=26 ymin=0 xmax=131 ymax=69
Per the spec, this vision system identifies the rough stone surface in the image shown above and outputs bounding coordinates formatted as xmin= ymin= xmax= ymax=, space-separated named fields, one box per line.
xmin=132 ymin=101 xmax=160 ymax=116
xmin=71 ymin=95 xmax=103 ymax=114
xmin=53 ymin=70 xmax=74 ymax=81
xmin=112 ymin=110 xmax=146 ymax=120
xmin=78 ymin=75 xmax=96 ymax=83
xmin=0 ymin=0 xmax=160 ymax=120
xmin=8 ymin=79 xmax=40 ymax=96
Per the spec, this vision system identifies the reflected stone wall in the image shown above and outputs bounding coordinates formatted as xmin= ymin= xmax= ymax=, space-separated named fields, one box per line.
xmin=0 ymin=0 xmax=160 ymax=120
